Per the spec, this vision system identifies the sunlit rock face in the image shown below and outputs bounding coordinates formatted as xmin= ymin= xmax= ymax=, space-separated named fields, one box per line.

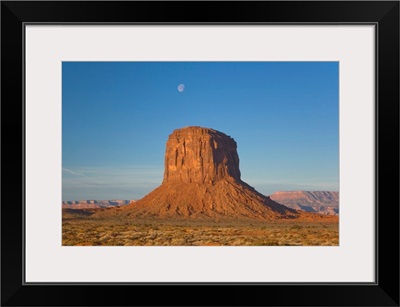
xmin=163 ymin=126 xmax=241 ymax=184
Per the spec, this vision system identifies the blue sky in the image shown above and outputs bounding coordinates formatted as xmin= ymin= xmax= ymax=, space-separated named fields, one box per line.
xmin=62 ymin=62 xmax=338 ymax=201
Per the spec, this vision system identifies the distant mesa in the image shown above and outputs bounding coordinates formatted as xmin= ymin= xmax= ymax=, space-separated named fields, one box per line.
xmin=96 ymin=126 xmax=335 ymax=221
xmin=62 ymin=199 xmax=134 ymax=209
xmin=270 ymin=191 xmax=339 ymax=215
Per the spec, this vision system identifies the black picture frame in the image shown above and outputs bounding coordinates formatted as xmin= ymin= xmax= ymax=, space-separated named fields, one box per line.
xmin=1 ymin=1 xmax=399 ymax=306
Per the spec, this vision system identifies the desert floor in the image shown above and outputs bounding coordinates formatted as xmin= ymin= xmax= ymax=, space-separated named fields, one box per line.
xmin=62 ymin=209 xmax=339 ymax=246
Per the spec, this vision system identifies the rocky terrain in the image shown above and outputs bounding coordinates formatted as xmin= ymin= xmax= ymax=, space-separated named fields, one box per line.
xmin=63 ymin=126 xmax=338 ymax=246
xmin=62 ymin=199 xmax=134 ymax=209
xmin=94 ymin=126 xmax=335 ymax=222
xmin=270 ymin=191 xmax=339 ymax=215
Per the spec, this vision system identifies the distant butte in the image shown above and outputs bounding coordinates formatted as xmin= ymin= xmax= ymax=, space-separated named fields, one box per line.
xmin=98 ymin=126 xmax=332 ymax=221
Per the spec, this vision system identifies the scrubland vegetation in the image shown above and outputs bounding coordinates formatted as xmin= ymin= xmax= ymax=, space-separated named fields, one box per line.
xmin=62 ymin=209 xmax=338 ymax=246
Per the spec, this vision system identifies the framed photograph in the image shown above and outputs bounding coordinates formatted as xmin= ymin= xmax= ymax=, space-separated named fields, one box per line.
xmin=2 ymin=1 xmax=399 ymax=306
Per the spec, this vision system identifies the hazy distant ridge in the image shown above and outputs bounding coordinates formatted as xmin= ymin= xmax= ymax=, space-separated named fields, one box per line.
xmin=62 ymin=199 xmax=134 ymax=209
xmin=269 ymin=191 xmax=339 ymax=215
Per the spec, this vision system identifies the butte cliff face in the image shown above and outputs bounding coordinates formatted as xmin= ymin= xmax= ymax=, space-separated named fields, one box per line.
xmin=163 ymin=127 xmax=241 ymax=184
xmin=101 ymin=126 xmax=303 ymax=221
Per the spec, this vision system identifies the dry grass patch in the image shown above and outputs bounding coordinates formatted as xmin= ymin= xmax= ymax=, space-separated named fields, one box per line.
xmin=62 ymin=213 xmax=338 ymax=246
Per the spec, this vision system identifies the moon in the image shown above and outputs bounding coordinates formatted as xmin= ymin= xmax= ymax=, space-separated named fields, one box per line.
xmin=177 ymin=84 xmax=185 ymax=92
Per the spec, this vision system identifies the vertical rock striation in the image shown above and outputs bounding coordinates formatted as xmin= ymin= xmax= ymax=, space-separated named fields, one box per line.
xmin=163 ymin=127 xmax=241 ymax=184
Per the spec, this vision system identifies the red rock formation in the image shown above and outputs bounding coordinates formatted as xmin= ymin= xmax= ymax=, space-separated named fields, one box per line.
xmin=163 ymin=127 xmax=241 ymax=184
xmin=270 ymin=191 xmax=339 ymax=215
xmin=99 ymin=126 xmax=320 ymax=221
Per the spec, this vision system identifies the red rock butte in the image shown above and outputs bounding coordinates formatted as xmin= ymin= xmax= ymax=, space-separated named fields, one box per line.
xmin=163 ymin=126 xmax=241 ymax=184
xmin=100 ymin=126 xmax=314 ymax=221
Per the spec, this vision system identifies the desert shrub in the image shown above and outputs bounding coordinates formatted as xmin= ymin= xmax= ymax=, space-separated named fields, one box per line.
xmin=251 ymin=240 xmax=280 ymax=246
